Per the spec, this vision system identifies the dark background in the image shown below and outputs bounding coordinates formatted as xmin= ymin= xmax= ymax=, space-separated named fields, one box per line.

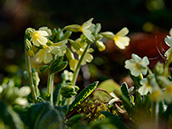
xmin=0 ymin=0 xmax=172 ymax=85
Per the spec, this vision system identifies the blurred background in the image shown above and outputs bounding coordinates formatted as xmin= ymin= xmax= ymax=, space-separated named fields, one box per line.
xmin=0 ymin=0 xmax=172 ymax=87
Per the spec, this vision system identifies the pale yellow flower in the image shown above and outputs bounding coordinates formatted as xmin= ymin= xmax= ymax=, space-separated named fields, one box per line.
xmin=31 ymin=30 xmax=49 ymax=46
xmin=113 ymin=27 xmax=130 ymax=49
xmin=35 ymin=46 xmax=52 ymax=64
xmin=125 ymin=54 xmax=149 ymax=77
xmin=78 ymin=18 xmax=95 ymax=42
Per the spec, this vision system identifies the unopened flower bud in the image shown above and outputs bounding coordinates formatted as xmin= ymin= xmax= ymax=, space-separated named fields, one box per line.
xmin=100 ymin=32 xmax=114 ymax=39
xmin=96 ymin=41 xmax=106 ymax=52
xmin=64 ymin=25 xmax=80 ymax=32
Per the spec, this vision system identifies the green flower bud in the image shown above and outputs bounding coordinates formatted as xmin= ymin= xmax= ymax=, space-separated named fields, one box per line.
xmin=49 ymin=56 xmax=68 ymax=74
xmin=64 ymin=25 xmax=80 ymax=32
xmin=56 ymin=28 xmax=64 ymax=41
xmin=68 ymin=39 xmax=81 ymax=51
xmin=39 ymin=65 xmax=49 ymax=74
xmin=100 ymin=32 xmax=115 ymax=39
xmin=66 ymin=47 xmax=75 ymax=60
xmin=62 ymin=31 xmax=72 ymax=40
xmin=95 ymin=34 xmax=103 ymax=41
xmin=96 ymin=41 xmax=106 ymax=52
xmin=60 ymin=85 xmax=79 ymax=98
xmin=25 ymin=28 xmax=35 ymax=39
xmin=25 ymin=39 xmax=32 ymax=51
xmin=32 ymin=69 xmax=40 ymax=87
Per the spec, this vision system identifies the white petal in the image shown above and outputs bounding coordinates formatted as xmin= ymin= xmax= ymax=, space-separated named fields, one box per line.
xmin=82 ymin=18 xmax=93 ymax=29
xmin=165 ymin=36 xmax=172 ymax=47
xmin=132 ymin=54 xmax=141 ymax=62
xmin=114 ymin=36 xmax=130 ymax=49
xmin=138 ymin=85 xmax=149 ymax=95
xmin=83 ymin=29 xmax=94 ymax=41
xmin=142 ymin=56 xmax=149 ymax=65
xmin=116 ymin=27 xmax=129 ymax=36
xmin=38 ymin=30 xmax=49 ymax=36
xmin=164 ymin=48 xmax=171 ymax=58
xmin=125 ymin=60 xmax=135 ymax=69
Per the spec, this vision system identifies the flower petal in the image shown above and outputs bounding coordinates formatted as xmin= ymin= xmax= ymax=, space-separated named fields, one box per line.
xmin=116 ymin=27 xmax=129 ymax=36
xmin=165 ymin=36 xmax=172 ymax=47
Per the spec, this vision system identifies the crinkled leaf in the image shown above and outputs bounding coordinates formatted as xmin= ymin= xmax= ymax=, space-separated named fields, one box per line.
xmin=26 ymin=101 xmax=64 ymax=129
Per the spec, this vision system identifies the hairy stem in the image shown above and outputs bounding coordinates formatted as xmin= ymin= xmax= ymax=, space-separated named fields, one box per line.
xmin=71 ymin=43 xmax=90 ymax=86
xmin=47 ymin=73 xmax=54 ymax=102
xmin=25 ymin=50 xmax=37 ymax=102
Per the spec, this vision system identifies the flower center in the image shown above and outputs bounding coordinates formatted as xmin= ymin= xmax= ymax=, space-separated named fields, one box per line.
xmin=114 ymin=35 xmax=119 ymax=42
xmin=33 ymin=32 xmax=40 ymax=39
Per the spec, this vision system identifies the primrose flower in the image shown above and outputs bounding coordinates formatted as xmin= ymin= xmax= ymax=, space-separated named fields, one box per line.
xmin=35 ymin=46 xmax=52 ymax=64
xmin=31 ymin=30 xmax=49 ymax=46
xmin=125 ymin=54 xmax=149 ymax=77
xmin=78 ymin=18 xmax=95 ymax=42
xmin=138 ymin=78 xmax=152 ymax=95
xmin=163 ymin=85 xmax=172 ymax=103
xmin=113 ymin=27 xmax=130 ymax=49
xmin=35 ymin=40 xmax=67 ymax=64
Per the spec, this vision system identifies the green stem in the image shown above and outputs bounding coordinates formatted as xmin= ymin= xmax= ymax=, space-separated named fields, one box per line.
xmin=47 ymin=73 xmax=54 ymax=102
xmin=71 ymin=43 xmax=90 ymax=86
xmin=155 ymin=102 xmax=159 ymax=129
xmin=25 ymin=50 xmax=37 ymax=102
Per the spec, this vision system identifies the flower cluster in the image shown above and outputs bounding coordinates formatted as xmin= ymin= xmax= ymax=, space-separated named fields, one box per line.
xmin=25 ymin=27 xmax=67 ymax=64
xmin=124 ymin=28 xmax=172 ymax=103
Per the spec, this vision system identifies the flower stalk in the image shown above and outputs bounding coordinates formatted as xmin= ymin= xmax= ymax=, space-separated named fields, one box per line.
xmin=71 ymin=43 xmax=90 ymax=86
xmin=25 ymin=49 xmax=37 ymax=102
xmin=47 ymin=72 xmax=54 ymax=102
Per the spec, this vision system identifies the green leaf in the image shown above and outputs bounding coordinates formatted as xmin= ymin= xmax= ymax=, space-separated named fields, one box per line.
xmin=61 ymin=31 xmax=72 ymax=40
xmin=0 ymin=101 xmax=24 ymax=129
xmin=53 ymin=84 xmax=63 ymax=105
xmin=121 ymin=82 xmax=133 ymax=105
xmin=93 ymin=79 xmax=120 ymax=101
xmin=69 ymin=81 xmax=99 ymax=111
xmin=101 ymin=111 xmax=127 ymax=129
xmin=34 ymin=109 xmax=64 ymax=129
xmin=26 ymin=101 xmax=64 ymax=129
